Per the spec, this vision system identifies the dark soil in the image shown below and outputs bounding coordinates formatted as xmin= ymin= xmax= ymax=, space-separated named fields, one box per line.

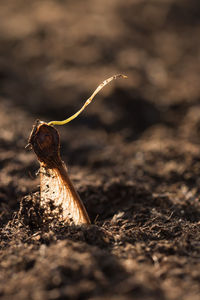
xmin=0 ymin=1 xmax=200 ymax=299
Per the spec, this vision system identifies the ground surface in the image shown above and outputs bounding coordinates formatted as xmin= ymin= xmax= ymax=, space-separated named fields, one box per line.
xmin=0 ymin=0 xmax=200 ymax=299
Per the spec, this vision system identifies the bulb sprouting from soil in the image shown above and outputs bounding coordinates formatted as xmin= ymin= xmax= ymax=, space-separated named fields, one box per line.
xmin=27 ymin=74 xmax=127 ymax=225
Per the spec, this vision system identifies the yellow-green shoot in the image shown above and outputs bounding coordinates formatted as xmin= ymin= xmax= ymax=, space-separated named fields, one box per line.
xmin=48 ymin=74 xmax=127 ymax=126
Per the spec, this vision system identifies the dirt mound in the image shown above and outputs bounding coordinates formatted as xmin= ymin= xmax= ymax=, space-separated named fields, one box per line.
xmin=0 ymin=1 xmax=200 ymax=299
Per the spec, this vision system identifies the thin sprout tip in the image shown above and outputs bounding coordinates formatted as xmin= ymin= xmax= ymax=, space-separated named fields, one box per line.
xmin=48 ymin=74 xmax=127 ymax=126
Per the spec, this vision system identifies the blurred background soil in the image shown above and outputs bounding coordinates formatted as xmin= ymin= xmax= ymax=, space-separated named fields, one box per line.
xmin=0 ymin=0 xmax=200 ymax=299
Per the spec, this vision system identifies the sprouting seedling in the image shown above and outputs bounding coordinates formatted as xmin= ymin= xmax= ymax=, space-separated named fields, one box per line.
xmin=48 ymin=74 xmax=127 ymax=126
xmin=28 ymin=74 xmax=127 ymax=225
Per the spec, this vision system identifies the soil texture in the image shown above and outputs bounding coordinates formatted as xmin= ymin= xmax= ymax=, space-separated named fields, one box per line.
xmin=0 ymin=1 xmax=200 ymax=299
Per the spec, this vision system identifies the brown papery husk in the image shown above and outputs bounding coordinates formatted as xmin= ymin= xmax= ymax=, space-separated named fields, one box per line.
xmin=28 ymin=120 xmax=91 ymax=225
